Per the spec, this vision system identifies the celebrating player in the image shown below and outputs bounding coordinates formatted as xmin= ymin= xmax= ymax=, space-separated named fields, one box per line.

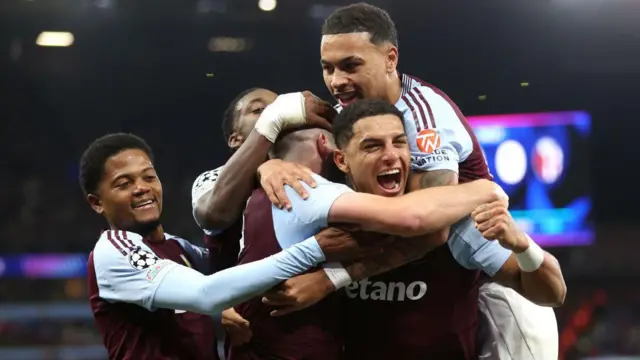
xmin=260 ymin=99 xmax=566 ymax=359
xmin=81 ymin=133 xmax=365 ymax=359
xmin=316 ymin=3 xmax=564 ymax=358
xmin=229 ymin=99 xmax=509 ymax=360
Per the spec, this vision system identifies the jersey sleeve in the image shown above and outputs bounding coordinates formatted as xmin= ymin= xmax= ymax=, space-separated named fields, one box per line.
xmin=191 ymin=166 xmax=224 ymax=236
xmin=447 ymin=217 xmax=512 ymax=276
xmin=92 ymin=235 xmax=179 ymax=311
xmin=397 ymin=86 xmax=474 ymax=174
xmin=271 ymin=174 xmax=353 ymax=249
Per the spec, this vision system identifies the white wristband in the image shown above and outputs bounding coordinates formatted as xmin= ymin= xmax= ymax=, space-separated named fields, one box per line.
xmin=322 ymin=262 xmax=352 ymax=290
xmin=254 ymin=92 xmax=306 ymax=143
xmin=515 ymin=238 xmax=544 ymax=272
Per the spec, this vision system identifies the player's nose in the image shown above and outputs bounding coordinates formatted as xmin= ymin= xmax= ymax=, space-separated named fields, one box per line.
xmin=132 ymin=179 xmax=151 ymax=196
xmin=330 ymin=71 xmax=349 ymax=90
xmin=381 ymin=144 xmax=399 ymax=163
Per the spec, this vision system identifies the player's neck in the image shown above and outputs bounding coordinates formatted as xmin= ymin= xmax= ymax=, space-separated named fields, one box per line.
xmin=110 ymin=223 xmax=165 ymax=242
xmin=387 ymin=71 xmax=402 ymax=105
xmin=282 ymin=149 xmax=323 ymax=175
xmin=144 ymin=225 xmax=165 ymax=243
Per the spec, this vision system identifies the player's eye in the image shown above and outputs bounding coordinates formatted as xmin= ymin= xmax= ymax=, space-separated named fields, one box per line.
xmin=116 ymin=181 xmax=131 ymax=189
xmin=322 ymin=65 xmax=334 ymax=74
xmin=144 ymin=175 xmax=157 ymax=182
xmin=343 ymin=62 xmax=359 ymax=73
xmin=251 ymin=107 xmax=265 ymax=115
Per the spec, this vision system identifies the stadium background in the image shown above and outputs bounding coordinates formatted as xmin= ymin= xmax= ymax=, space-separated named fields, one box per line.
xmin=1 ymin=0 xmax=640 ymax=359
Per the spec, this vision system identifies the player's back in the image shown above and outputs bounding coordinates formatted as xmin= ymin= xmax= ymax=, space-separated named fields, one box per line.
xmin=229 ymin=186 xmax=345 ymax=360
xmin=87 ymin=230 xmax=217 ymax=360
xmin=343 ymin=227 xmax=482 ymax=360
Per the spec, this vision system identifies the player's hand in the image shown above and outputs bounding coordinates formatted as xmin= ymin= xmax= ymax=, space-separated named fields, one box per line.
xmin=262 ymin=269 xmax=335 ymax=317
xmin=257 ymin=159 xmax=316 ymax=210
xmin=221 ymin=308 xmax=252 ymax=346
xmin=315 ymin=227 xmax=388 ymax=262
xmin=471 ymin=201 xmax=528 ymax=252
xmin=301 ymin=91 xmax=336 ymax=131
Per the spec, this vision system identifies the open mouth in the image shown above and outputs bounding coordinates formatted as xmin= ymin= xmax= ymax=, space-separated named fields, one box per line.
xmin=132 ymin=199 xmax=156 ymax=210
xmin=335 ymin=92 xmax=358 ymax=107
xmin=377 ymin=169 xmax=402 ymax=193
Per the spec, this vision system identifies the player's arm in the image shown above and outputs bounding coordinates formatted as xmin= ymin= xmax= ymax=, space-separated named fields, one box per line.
xmin=194 ymin=92 xmax=332 ymax=232
xmin=452 ymin=212 xmax=567 ymax=307
xmin=325 ymin=179 xmax=504 ymax=237
xmin=193 ymin=131 xmax=271 ymax=232
xmin=92 ymin=229 xmax=362 ymax=315
xmin=491 ymin=241 xmax=566 ymax=307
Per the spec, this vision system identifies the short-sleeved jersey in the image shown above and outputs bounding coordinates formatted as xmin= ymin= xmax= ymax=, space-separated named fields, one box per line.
xmin=336 ymin=73 xmax=492 ymax=182
xmin=191 ymin=166 xmax=224 ymax=236
xmin=229 ymin=174 xmax=351 ymax=360
xmin=192 ymin=166 xmax=244 ymax=272
xmin=343 ymin=217 xmax=511 ymax=360
xmin=87 ymin=230 xmax=217 ymax=360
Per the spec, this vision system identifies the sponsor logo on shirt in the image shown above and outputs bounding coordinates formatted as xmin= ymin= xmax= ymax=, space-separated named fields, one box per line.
xmin=345 ymin=279 xmax=427 ymax=301
xmin=416 ymin=129 xmax=441 ymax=154
xmin=411 ymin=148 xmax=451 ymax=168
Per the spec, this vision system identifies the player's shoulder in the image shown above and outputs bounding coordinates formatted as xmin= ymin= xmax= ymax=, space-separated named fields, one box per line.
xmin=192 ymin=166 xmax=224 ymax=201
xmin=94 ymin=230 xmax=145 ymax=258
xmin=164 ymin=232 xmax=202 ymax=252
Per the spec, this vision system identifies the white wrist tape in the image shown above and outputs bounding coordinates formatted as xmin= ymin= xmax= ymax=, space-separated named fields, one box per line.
xmin=322 ymin=262 xmax=352 ymax=290
xmin=515 ymin=239 xmax=545 ymax=272
xmin=254 ymin=92 xmax=307 ymax=143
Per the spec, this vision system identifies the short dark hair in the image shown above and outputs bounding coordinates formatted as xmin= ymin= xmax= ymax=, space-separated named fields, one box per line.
xmin=322 ymin=3 xmax=398 ymax=47
xmin=79 ymin=133 xmax=154 ymax=196
xmin=222 ymin=87 xmax=260 ymax=149
xmin=333 ymin=99 xmax=404 ymax=148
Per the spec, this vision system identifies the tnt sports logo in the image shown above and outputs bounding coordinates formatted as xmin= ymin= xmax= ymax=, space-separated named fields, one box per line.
xmin=345 ymin=279 xmax=427 ymax=301
xmin=416 ymin=129 xmax=441 ymax=154
xmin=532 ymin=136 xmax=564 ymax=184
xmin=128 ymin=247 xmax=159 ymax=270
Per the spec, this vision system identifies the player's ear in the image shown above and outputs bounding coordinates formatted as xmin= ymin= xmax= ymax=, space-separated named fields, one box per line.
xmin=317 ymin=133 xmax=334 ymax=159
xmin=87 ymin=194 xmax=105 ymax=215
xmin=228 ymin=132 xmax=244 ymax=149
xmin=385 ymin=45 xmax=398 ymax=74
xmin=333 ymin=149 xmax=349 ymax=173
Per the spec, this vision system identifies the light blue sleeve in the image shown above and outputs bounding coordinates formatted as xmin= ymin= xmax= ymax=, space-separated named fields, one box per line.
xmin=93 ymin=235 xmax=326 ymax=314
xmin=93 ymin=239 xmax=173 ymax=311
xmin=272 ymin=174 xmax=353 ymax=249
xmin=447 ymin=217 xmax=512 ymax=276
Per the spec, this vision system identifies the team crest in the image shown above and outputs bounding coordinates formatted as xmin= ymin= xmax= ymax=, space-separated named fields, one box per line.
xmin=128 ymin=247 xmax=160 ymax=270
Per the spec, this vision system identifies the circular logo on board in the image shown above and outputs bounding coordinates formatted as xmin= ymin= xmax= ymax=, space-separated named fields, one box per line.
xmin=532 ymin=136 xmax=564 ymax=184
xmin=494 ymin=140 xmax=527 ymax=185
xmin=416 ymin=129 xmax=441 ymax=154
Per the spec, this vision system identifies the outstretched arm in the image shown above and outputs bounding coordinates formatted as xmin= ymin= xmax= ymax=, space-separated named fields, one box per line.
xmin=326 ymin=178 xmax=505 ymax=237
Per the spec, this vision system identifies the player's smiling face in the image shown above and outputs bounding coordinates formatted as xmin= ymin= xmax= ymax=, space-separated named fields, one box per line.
xmin=89 ymin=149 xmax=163 ymax=234
xmin=229 ymin=88 xmax=278 ymax=148
xmin=333 ymin=114 xmax=410 ymax=197
xmin=320 ymin=32 xmax=397 ymax=107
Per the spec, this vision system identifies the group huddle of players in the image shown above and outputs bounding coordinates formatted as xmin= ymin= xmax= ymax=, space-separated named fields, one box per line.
xmin=80 ymin=3 xmax=567 ymax=360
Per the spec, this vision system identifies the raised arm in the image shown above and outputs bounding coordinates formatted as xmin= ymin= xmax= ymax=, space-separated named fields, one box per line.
xmin=193 ymin=130 xmax=271 ymax=231
xmin=193 ymin=92 xmax=334 ymax=231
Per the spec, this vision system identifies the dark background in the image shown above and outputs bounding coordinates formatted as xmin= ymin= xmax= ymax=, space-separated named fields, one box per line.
xmin=1 ymin=0 xmax=639 ymax=359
